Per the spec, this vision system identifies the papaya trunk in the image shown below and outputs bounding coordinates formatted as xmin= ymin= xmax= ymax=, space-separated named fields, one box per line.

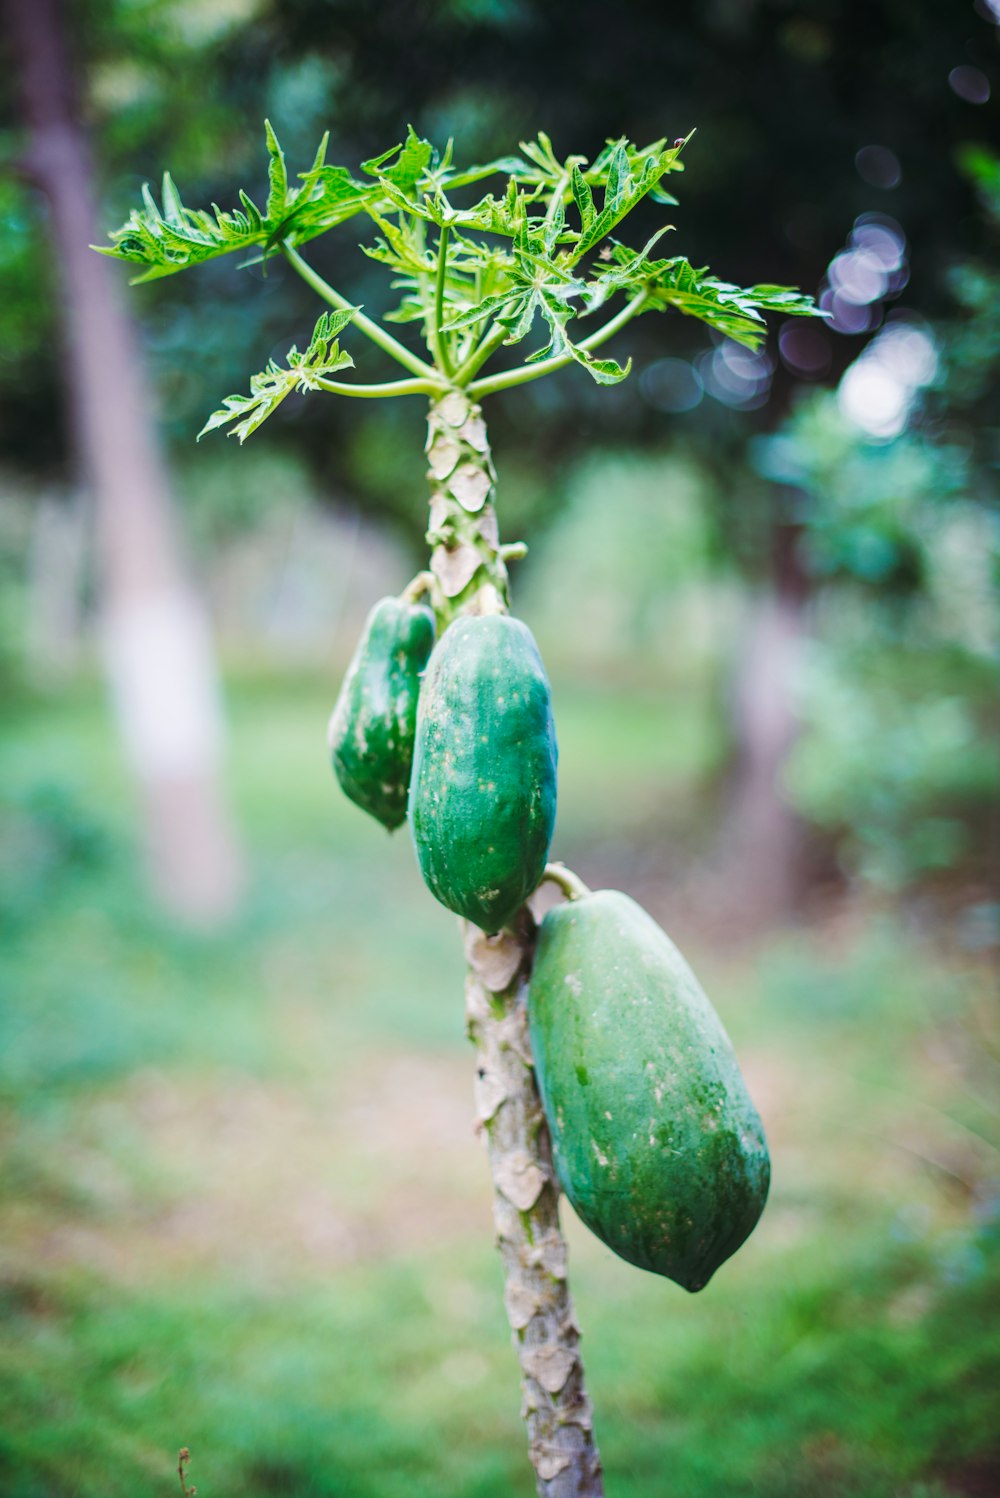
xmin=465 ymin=920 xmax=604 ymax=1496
xmin=426 ymin=393 xmax=604 ymax=1496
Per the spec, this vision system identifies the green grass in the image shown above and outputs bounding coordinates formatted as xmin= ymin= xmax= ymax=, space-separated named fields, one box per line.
xmin=1 ymin=677 xmax=997 ymax=1497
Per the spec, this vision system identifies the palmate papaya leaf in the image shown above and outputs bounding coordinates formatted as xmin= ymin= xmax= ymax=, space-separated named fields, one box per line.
xmin=592 ymin=242 xmax=819 ymax=349
xmin=362 ymin=126 xmax=435 ymax=191
xmin=97 ymin=175 xmax=266 ymax=282
xmin=360 ymin=200 xmax=435 ymax=275
xmin=264 ymin=119 xmax=289 ymax=222
xmin=444 ymin=155 xmax=532 ymax=191
xmin=516 ymin=131 xmax=583 ymax=189
xmin=425 ymin=134 xmax=687 ymax=247
xmin=435 ymin=233 xmax=629 ymax=385
xmin=567 ymin=139 xmax=684 ymax=260
xmin=439 ymin=222 xmax=589 ymax=340
xmin=534 ymin=303 xmax=632 ymax=385
xmin=198 ymin=308 xmax=358 ymax=442
xmin=441 ymin=130 xmax=617 ymax=196
xmin=98 ymin=122 xmax=375 ymax=281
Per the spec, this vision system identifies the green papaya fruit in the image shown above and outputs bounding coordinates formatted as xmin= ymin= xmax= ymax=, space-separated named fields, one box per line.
xmin=528 ymin=889 xmax=769 ymax=1291
xmin=327 ymin=595 xmax=436 ymax=831
xmin=408 ymin=613 xmax=557 ymax=933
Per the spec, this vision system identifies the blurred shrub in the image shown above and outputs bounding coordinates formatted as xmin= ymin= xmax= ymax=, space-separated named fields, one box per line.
xmin=0 ymin=478 xmax=33 ymax=693
xmin=0 ymin=778 xmax=113 ymax=926
xmin=785 ymin=641 xmax=997 ymax=888
xmin=520 ymin=450 xmax=733 ymax=677
xmin=757 ymin=393 xmax=999 ymax=890
xmin=175 ymin=445 xmax=308 ymax=554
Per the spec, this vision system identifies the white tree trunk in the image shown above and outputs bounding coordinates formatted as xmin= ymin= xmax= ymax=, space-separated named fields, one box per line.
xmin=6 ymin=0 xmax=242 ymax=923
xmin=723 ymin=585 xmax=807 ymax=925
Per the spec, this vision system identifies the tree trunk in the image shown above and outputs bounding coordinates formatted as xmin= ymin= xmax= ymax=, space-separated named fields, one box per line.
xmin=25 ymin=486 xmax=87 ymax=685
xmin=465 ymin=918 xmax=604 ymax=1497
xmin=425 ymin=391 xmax=604 ymax=1496
xmin=5 ymin=0 xmax=242 ymax=923
xmin=721 ymin=519 xmax=809 ymax=928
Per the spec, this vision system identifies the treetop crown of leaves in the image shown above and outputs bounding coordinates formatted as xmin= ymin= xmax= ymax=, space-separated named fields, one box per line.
xmin=98 ymin=122 xmax=819 ymax=438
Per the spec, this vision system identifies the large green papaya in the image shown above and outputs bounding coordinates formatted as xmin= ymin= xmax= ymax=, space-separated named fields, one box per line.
xmin=327 ymin=595 xmax=436 ymax=831
xmin=408 ymin=613 xmax=557 ymax=933
xmin=528 ymin=889 xmax=769 ymax=1291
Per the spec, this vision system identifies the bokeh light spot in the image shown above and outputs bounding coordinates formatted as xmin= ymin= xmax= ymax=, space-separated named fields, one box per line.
xmin=855 ymin=145 xmax=902 ymax=189
xmin=778 ymin=321 xmax=832 ymax=378
xmin=849 ymin=216 xmax=905 ymax=272
xmin=639 ymin=358 xmax=704 ymax=413
xmin=819 ymin=215 xmax=908 ymax=336
xmin=820 ymin=289 xmax=879 ymax=335
xmin=948 ymin=66 xmax=991 ymax=104
xmin=838 ymin=317 xmax=939 ymax=439
xmin=828 ymin=249 xmax=888 ymax=305
xmin=697 ymin=344 xmax=773 ymax=410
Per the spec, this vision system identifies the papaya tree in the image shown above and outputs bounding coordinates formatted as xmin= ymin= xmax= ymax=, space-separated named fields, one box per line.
xmin=100 ymin=124 xmax=816 ymax=1496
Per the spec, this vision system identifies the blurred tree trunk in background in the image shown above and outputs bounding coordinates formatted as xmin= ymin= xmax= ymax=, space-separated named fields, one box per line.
xmin=6 ymin=0 xmax=243 ymax=924
xmin=26 ymin=488 xmax=88 ymax=685
xmin=721 ymin=522 xmax=810 ymax=927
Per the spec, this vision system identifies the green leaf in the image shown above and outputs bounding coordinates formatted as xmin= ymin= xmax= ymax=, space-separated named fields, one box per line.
xmin=264 ymin=119 xmax=288 ymax=222
xmin=298 ymin=306 xmax=359 ymax=347
xmin=575 ymin=349 xmax=632 ymax=385
xmin=741 ymin=284 xmax=822 ymax=317
xmin=572 ymin=141 xmax=680 ymax=260
xmin=604 ymin=140 xmax=629 ymax=216
xmin=382 ymin=293 xmax=428 ymax=325
xmin=442 ymin=289 xmax=524 ymax=335
xmin=542 ymin=190 xmax=566 ymax=252
xmin=590 ymin=242 xmax=820 ymax=349
xmin=362 ymin=126 xmax=434 ymax=191
xmin=448 ymin=177 xmax=530 ymax=237
xmin=444 ymin=155 xmax=528 ymax=189
xmin=198 ymin=309 xmax=358 ymax=442
xmin=373 ymin=174 xmax=437 ymax=222
xmin=516 ymin=279 xmax=631 ymax=385
xmin=98 ymin=123 xmax=816 ymax=396
xmin=285 ymin=165 xmax=375 ymax=238
xmin=97 ymin=124 xmax=375 ymax=280
xmin=517 ymin=131 xmax=568 ymax=185
xmin=97 ymin=177 xmax=270 ymax=281
xmin=160 ymin=172 xmax=185 ymax=223
xmin=360 ymin=201 xmax=434 ymax=275
xmin=571 ymin=165 xmax=597 ymax=235
xmin=499 ymin=291 xmax=539 ymax=343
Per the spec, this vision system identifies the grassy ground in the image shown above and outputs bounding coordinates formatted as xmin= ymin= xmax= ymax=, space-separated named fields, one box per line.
xmin=1 ymin=674 xmax=997 ymax=1497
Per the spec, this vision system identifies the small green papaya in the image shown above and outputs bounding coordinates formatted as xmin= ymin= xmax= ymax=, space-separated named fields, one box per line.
xmin=327 ymin=595 xmax=436 ymax=831
xmin=528 ymin=889 xmax=769 ymax=1291
xmin=408 ymin=613 xmax=557 ymax=933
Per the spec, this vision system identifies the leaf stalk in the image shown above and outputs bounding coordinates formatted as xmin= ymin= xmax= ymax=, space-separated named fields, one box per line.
xmin=282 ymin=242 xmax=437 ymax=380
xmin=452 ymin=321 xmax=513 ymax=386
xmin=468 ymin=293 xmax=647 ymax=397
xmin=434 ymin=223 xmax=455 ymax=377
xmin=312 ymin=375 xmax=443 ymax=398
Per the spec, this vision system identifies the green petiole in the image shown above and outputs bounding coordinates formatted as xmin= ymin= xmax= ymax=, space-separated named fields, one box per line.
xmin=282 ymin=242 xmax=437 ymax=381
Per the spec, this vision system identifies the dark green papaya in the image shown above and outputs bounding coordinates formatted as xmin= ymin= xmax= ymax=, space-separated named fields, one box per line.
xmin=327 ymin=595 xmax=436 ymax=831
xmin=528 ymin=889 xmax=769 ymax=1291
xmin=408 ymin=613 xmax=557 ymax=933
